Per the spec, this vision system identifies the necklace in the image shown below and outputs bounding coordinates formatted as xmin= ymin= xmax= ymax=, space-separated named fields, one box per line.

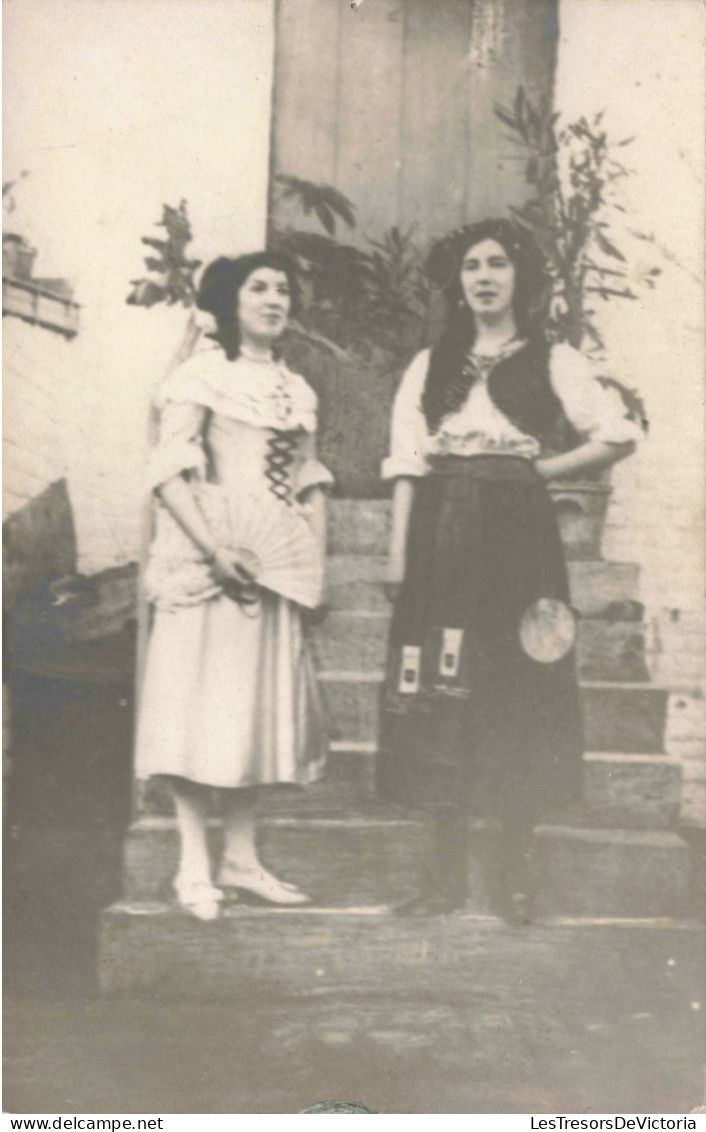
xmin=272 ymin=365 xmax=294 ymax=426
xmin=238 ymin=345 xmax=293 ymax=425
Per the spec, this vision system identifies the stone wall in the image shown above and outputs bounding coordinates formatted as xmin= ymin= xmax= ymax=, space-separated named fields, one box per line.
xmin=557 ymin=0 xmax=705 ymax=824
xmin=3 ymin=318 xmax=75 ymax=521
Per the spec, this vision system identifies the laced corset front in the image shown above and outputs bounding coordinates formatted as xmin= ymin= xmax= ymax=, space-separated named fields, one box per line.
xmin=261 ymin=358 xmax=300 ymax=505
xmin=264 ymin=429 xmax=299 ymax=504
xmin=146 ymin=347 xmax=333 ymax=506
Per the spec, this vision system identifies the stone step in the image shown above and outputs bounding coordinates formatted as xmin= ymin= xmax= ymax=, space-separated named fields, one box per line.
xmin=309 ymin=612 xmax=650 ymax=682
xmin=581 ymin=683 xmax=668 ymax=754
xmin=317 ymin=674 xmax=668 ymax=753
xmin=581 ymin=753 xmax=681 ymax=829
xmin=124 ymin=813 xmax=430 ymax=908
xmin=532 ymin=827 xmax=691 ymax=917
xmin=326 ymin=556 xmax=642 ymax=618
xmin=99 ymin=901 xmax=701 ymax=1000
xmin=327 ymin=499 xmax=392 ymax=557
xmin=290 ymin=749 xmax=681 ymax=830
xmin=577 ymin=620 xmax=650 ymax=681
xmin=123 ymin=815 xmax=690 ymax=918
xmin=326 ymin=491 xmax=613 ymax=561
xmin=137 ymin=749 xmax=682 ymax=831
xmin=99 ymin=902 xmax=703 ymax=998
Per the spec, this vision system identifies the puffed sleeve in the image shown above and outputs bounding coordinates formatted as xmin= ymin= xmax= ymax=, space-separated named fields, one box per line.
xmin=296 ymin=430 xmax=334 ymax=497
xmin=286 ymin=377 xmax=334 ymax=497
xmin=381 ymin=349 xmax=431 ymax=479
xmin=145 ymin=399 xmax=209 ymax=493
xmin=549 ymin=343 xmax=644 ymax=446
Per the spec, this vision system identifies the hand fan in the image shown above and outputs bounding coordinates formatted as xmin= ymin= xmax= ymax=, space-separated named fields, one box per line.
xmin=144 ymin=483 xmax=229 ymax=609
xmin=145 ymin=486 xmax=323 ymax=610
xmin=226 ymin=492 xmax=324 ymax=609
xmin=519 ymin=597 xmax=577 ymax=664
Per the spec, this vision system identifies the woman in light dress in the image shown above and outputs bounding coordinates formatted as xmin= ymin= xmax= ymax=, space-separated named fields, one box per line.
xmin=135 ymin=252 xmax=331 ymax=920
xmin=378 ymin=219 xmax=642 ymax=922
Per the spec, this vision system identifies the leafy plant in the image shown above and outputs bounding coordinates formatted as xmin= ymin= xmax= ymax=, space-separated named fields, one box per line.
xmin=494 ymin=86 xmax=646 ymax=349
xmin=127 ymin=200 xmax=202 ymax=308
xmin=494 ymin=86 xmax=650 ymax=429
xmin=127 ymin=180 xmax=427 ymax=364
xmin=270 ymin=176 xmax=427 ymax=362
xmin=2 ymin=170 xmax=29 ymax=216
xmin=363 ymin=226 xmax=429 ymax=351
xmin=273 ymin=174 xmax=356 ymax=235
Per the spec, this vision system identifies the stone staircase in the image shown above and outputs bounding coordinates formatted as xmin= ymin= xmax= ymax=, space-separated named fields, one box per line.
xmin=99 ymin=498 xmax=695 ymax=996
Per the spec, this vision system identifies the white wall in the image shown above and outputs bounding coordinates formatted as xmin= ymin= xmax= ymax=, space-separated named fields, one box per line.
xmin=557 ymin=0 xmax=705 ymax=821
xmin=3 ymin=0 xmax=275 ymax=571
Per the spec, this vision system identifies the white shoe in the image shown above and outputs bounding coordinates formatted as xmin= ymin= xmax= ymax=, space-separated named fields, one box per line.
xmin=216 ymin=863 xmax=311 ymax=906
xmin=174 ymin=879 xmax=225 ymax=921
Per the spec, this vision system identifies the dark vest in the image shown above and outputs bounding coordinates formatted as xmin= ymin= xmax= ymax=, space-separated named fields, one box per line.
xmin=486 ymin=339 xmax=580 ymax=451
xmin=426 ymin=338 xmax=581 ymax=453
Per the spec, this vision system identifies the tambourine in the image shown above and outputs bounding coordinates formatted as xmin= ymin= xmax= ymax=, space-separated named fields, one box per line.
xmin=519 ymin=598 xmax=577 ymax=664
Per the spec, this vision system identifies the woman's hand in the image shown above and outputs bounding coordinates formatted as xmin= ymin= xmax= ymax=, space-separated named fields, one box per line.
xmin=535 ymin=440 xmax=636 ymax=483
xmin=211 ymin=546 xmax=258 ymax=588
xmin=533 ymin=455 xmax=564 ymax=482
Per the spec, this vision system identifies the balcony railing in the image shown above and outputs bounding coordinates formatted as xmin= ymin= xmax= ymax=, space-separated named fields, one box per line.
xmin=2 ymin=275 xmax=80 ymax=339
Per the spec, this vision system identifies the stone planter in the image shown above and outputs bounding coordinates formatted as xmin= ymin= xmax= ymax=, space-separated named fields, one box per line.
xmin=548 ymin=478 xmax=612 ymax=561
xmin=2 ymin=234 xmax=37 ymax=281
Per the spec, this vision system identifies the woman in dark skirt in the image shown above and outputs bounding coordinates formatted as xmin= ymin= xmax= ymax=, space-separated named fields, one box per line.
xmin=377 ymin=219 xmax=641 ymax=922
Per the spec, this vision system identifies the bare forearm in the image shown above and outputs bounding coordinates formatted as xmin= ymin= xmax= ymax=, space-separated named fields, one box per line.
xmin=158 ymin=476 xmax=261 ymax=589
xmin=389 ymin=477 xmax=417 ymax=564
xmin=158 ymin=475 xmax=218 ymax=557
xmin=535 ymin=440 xmax=636 ymax=483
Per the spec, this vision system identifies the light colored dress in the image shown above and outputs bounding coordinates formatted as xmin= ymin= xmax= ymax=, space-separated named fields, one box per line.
xmin=134 ymin=344 xmax=332 ymax=790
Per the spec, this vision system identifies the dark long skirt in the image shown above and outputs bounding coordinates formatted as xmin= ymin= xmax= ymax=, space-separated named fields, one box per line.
xmin=377 ymin=455 xmax=583 ymax=825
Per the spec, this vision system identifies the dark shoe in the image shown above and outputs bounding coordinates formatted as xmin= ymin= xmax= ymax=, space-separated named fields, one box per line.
xmin=392 ymin=890 xmax=464 ymax=917
xmin=484 ymin=824 xmax=536 ymax=927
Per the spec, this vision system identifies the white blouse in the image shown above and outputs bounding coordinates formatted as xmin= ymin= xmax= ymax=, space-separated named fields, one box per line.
xmin=146 ymin=345 xmax=333 ymax=497
xmin=382 ymin=341 xmax=642 ymax=480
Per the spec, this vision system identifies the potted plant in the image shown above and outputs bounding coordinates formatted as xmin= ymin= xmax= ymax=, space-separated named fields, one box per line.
xmin=494 ymin=87 xmax=652 ymax=558
xmin=2 ymin=234 xmax=37 ymax=281
xmin=3 ymin=174 xmax=37 ymax=281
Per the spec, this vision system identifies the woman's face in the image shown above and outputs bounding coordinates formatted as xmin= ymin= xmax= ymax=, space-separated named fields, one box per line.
xmin=236 ymin=266 xmax=292 ymax=344
xmin=459 ymin=237 xmax=516 ymax=320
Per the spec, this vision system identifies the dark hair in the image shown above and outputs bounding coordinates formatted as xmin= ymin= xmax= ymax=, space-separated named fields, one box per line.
xmin=196 ymin=251 xmax=300 ymax=360
xmin=421 ymin=219 xmax=551 ymax=433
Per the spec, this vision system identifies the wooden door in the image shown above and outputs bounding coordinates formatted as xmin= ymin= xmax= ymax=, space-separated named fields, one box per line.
xmin=271 ymin=0 xmax=558 ymax=248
